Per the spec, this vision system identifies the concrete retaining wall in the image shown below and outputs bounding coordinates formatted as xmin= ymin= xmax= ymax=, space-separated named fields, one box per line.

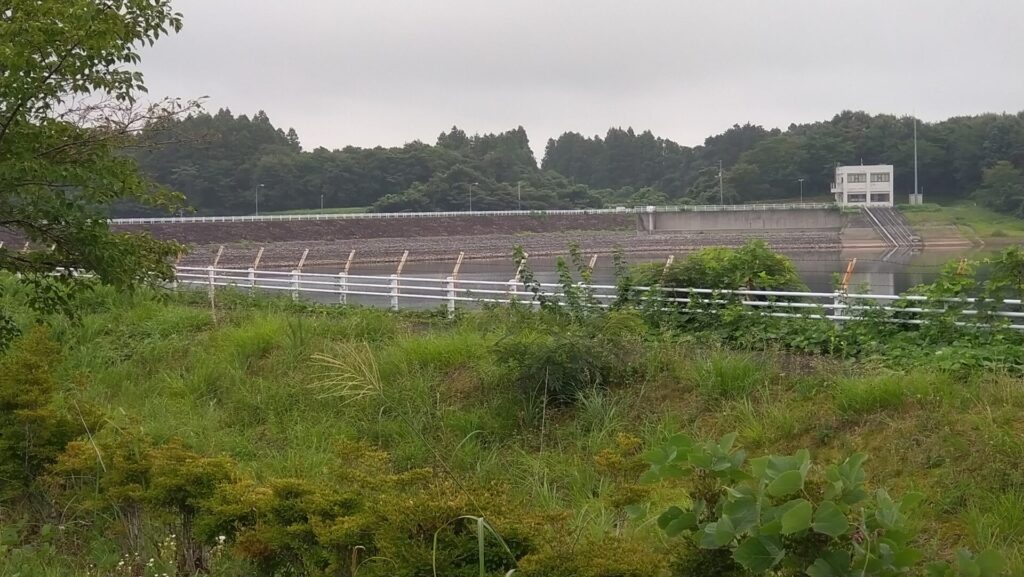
xmin=647 ymin=209 xmax=845 ymax=232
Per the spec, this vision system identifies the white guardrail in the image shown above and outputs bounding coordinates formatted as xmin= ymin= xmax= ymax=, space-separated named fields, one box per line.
xmin=174 ymin=266 xmax=1024 ymax=330
xmin=112 ymin=203 xmax=837 ymax=225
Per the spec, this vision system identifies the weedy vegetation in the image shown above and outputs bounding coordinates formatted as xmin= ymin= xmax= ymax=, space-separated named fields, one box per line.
xmin=1 ymin=242 xmax=1023 ymax=576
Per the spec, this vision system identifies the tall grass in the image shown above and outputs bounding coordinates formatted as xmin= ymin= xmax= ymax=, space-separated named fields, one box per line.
xmin=694 ymin=350 xmax=773 ymax=400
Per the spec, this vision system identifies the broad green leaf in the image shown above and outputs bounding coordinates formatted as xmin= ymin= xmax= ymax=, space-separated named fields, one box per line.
xmin=718 ymin=432 xmax=738 ymax=453
xmin=812 ymin=501 xmax=849 ymax=537
xmin=749 ymin=455 xmax=769 ymax=480
xmin=925 ymin=561 xmax=953 ymax=577
xmin=657 ymin=506 xmax=683 ymax=530
xmin=624 ymin=504 xmax=646 ymax=520
xmin=892 ymin=546 xmax=923 ymax=568
xmin=976 ymin=550 xmax=1006 ymax=576
xmin=658 ymin=506 xmax=698 ymax=537
xmin=806 ymin=550 xmax=853 ymax=577
xmin=665 ymin=513 xmax=698 ymax=537
xmin=638 ymin=470 xmax=661 ymax=484
xmin=732 ymin=535 xmax=784 ymax=573
xmin=723 ymin=495 xmax=759 ymax=533
xmin=700 ymin=516 xmax=736 ymax=549
xmin=667 ymin=433 xmax=695 ymax=452
xmin=767 ymin=469 xmax=804 ymax=497
xmin=780 ymin=499 xmax=812 ymax=534
xmin=643 ymin=446 xmax=668 ymax=466
xmin=874 ymin=489 xmax=901 ymax=530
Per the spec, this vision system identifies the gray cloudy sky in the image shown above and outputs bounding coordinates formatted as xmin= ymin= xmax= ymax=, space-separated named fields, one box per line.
xmin=140 ymin=0 xmax=1024 ymax=153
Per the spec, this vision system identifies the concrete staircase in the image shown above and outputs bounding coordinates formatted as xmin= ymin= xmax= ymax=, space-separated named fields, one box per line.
xmin=862 ymin=207 xmax=921 ymax=248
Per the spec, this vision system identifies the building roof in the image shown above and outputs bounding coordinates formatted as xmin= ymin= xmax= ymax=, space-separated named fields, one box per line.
xmin=836 ymin=164 xmax=893 ymax=171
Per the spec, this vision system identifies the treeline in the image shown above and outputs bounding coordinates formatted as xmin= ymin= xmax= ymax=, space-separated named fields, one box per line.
xmin=130 ymin=109 xmax=1024 ymax=216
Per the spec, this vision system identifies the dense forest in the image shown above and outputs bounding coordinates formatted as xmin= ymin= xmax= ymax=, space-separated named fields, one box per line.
xmin=131 ymin=109 xmax=1024 ymax=216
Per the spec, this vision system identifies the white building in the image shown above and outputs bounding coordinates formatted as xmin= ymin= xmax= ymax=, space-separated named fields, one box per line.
xmin=832 ymin=165 xmax=894 ymax=207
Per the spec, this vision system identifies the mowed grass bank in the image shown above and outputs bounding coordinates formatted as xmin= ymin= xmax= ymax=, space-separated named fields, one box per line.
xmin=3 ymin=284 xmax=1024 ymax=575
xmin=901 ymin=202 xmax=1024 ymax=241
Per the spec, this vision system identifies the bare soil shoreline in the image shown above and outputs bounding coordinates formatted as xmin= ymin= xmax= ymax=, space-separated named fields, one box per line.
xmin=178 ymin=229 xmax=846 ymax=269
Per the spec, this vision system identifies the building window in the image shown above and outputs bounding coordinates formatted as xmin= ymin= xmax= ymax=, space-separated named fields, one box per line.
xmin=870 ymin=173 xmax=890 ymax=183
xmin=870 ymin=193 xmax=890 ymax=203
xmin=847 ymin=193 xmax=867 ymax=203
xmin=847 ymin=173 xmax=867 ymax=183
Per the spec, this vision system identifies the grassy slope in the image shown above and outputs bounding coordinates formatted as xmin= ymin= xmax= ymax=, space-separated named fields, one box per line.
xmin=6 ymin=289 xmax=1024 ymax=573
xmin=901 ymin=203 xmax=1024 ymax=241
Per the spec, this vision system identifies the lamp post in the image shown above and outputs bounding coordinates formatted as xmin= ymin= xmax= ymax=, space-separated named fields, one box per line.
xmin=254 ymin=183 xmax=264 ymax=216
xmin=798 ymin=178 xmax=805 ymax=202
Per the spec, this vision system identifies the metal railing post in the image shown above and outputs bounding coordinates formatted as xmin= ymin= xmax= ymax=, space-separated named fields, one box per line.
xmin=291 ymin=269 xmax=300 ymax=301
xmin=446 ymin=276 xmax=456 ymax=318
xmin=248 ymin=267 xmax=256 ymax=295
xmin=338 ymin=272 xmax=348 ymax=305
xmin=389 ymin=274 xmax=400 ymax=311
xmin=507 ymin=278 xmax=518 ymax=302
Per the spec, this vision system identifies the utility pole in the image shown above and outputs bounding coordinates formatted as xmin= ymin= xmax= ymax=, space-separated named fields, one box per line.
xmin=517 ymin=181 xmax=522 ymax=210
xmin=254 ymin=183 xmax=264 ymax=216
xmin=320 ymin=193 xmax=324 ymax=212
xmin=719 ymin=160 xmax=724 ymax=205
xmin=798 ymin=178 xmax=805 ymax=202
xmin=469 ymin=182 xmax=478 ymax=212
xmin=913 ymin=116 xmax=919 ymax=199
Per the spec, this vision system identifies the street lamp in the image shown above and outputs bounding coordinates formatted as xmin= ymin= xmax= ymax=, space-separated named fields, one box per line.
xmin=469 ymin=182 xmax=478 ymax=212
xmin=254 ymin=183 xmax=265 ymax=216
xmin=797 ymin=178 xmax=805 ymax=203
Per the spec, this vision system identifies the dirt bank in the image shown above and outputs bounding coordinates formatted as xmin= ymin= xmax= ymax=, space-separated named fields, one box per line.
xmin=177 ymin=230 xmax=841 ymax=269
xmin=116 ymin=213 xmax=636 ymax=245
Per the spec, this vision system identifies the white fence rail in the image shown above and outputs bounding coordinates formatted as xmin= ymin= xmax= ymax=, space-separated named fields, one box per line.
xmin=174 ymin=266 xmax=1024 ymax=330
xmin=113 ymin=203 xmax=837 ymax=225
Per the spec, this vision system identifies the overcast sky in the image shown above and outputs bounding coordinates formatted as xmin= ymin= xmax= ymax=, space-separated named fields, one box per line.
xmin=139 ymin=0 xmax=1024 ymax=154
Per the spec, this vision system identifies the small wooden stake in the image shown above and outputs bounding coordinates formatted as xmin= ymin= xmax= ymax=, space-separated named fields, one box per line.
xmin=451 ymin=251 xmax=465 ymax=280
xmin=297 ymin=248 xmax=310 ymax=272
xmin=514 ymin=251 xmax=529 ymax=281
xmin=395 ymin=250 xmax=409 ymax=276
xmin=343 ymin=249 xmax=356 ymax=274
xmin=841 ymin=258 xmax=857 ymax=292
xmin=252 ymin=247 xmax=265 ymax=270
xmin=211 ymin=245 xmax=225 ymax=268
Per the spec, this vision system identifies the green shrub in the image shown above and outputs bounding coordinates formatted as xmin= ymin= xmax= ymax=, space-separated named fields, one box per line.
xmin=493 ymin=312 xmax=645 ymax=408
xmin=644 ymin=432 xmax=1007 ymax=576
xmin=632 ymin=240 xmax=806 ymax=292
xmin=0 ymin=326 xmax=88 ymax=501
